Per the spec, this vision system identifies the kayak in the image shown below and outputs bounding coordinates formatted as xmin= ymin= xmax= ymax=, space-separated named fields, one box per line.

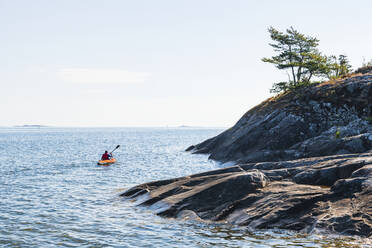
xmin=97 ymin=158 xmax=117 ymax=166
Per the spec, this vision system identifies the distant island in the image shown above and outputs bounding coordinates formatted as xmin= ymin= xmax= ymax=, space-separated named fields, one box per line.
xmin=14 ymin=125 xmax=50 ymax=128
xmin=176 ymin=125 xmax=226 ymax=129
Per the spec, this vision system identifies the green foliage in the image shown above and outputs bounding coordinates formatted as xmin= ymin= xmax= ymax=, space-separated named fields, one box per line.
xmin=335 ymin=130 xmax=341 ymax=139
xmin=270 ymin=82 xmax=290 ymax=94
xmin=366 ymin=116 xmax=372 ymax=125
xmin=270 ymin=80 xmax=314 ymax=94
xmin=262 ymin=27 xmax=323 ymax=86
xmin=335 ymin=129 xmax=341 ymax=139
xmin=335 ymin=131 xmax=340 ymax=138
xmin=263 ymin=27 xmax=353 ymax=94
xmin=326 ymin=54 xmax=352 ymax=79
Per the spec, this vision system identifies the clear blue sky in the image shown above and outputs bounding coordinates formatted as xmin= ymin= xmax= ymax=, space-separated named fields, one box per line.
xmin=1 ymin=0 xmax=371 ymax=127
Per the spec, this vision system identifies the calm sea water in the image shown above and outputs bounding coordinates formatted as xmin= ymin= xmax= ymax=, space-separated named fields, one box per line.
xmin=0 ymin=127 xmax=369 ymax=247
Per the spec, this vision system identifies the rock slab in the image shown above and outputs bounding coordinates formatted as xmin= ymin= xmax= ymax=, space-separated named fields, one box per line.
xmin=122 ymin=153 xmax=372 ymax=237
xmin=122 ymin=74 xmax=372 ymax=238
xmin=188 ymin=74 xmax=372 ymax=164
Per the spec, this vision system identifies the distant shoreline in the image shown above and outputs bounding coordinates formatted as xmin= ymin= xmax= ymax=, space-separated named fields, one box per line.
xmin=13 ymin=125 xmax=49 ymax=128
xmin=3 ymin=125 xmax=226 ymax=129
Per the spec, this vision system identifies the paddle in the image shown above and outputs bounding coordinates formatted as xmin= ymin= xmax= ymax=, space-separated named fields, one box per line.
xmin=110 ymin=145 xmax=120 ymax=153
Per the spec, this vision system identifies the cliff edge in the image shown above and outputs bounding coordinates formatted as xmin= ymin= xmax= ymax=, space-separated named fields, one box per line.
xmin=122 ymin=71 xmax=372 ymax=238
xmin=188 ymin=72 xmax=372 ymax=164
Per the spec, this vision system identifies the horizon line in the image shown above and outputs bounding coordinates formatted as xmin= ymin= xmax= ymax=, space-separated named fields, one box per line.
xmin=1 ymin=125 xmax=228 ymax=129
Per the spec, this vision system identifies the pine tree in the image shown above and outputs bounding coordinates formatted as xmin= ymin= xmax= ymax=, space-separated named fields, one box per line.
xmin=262 ymin=27 xmax=328 ymax=93
xmin=326 ymin=54 xmax=352 ymax=79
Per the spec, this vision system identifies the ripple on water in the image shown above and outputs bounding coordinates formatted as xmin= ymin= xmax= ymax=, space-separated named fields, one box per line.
xmin=0 ymin=127 xmax=369 ymax=247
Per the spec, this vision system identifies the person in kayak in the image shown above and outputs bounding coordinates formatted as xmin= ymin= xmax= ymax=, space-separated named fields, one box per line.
xmin=101 ymin=151 xmax=112 ymax=160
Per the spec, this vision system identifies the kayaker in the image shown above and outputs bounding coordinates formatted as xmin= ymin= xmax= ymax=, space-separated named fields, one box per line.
xmin=101 ymin=151 xmax=112 ymax=160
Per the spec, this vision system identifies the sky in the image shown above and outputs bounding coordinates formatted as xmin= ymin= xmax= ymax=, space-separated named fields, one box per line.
xmin=1 ymin=0 xmax=372 ymax=127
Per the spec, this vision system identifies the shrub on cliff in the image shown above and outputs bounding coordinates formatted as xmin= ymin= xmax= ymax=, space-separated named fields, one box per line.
xmin=326 ymin=55 xmax=352 ymax=79
xmin=263 ymin=27 xmax=352 ymax=93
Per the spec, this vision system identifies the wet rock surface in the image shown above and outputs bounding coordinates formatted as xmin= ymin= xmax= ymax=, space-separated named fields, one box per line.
xmin=122 ymin=153 xmax=372 ymax=237
xmin=122 ymin=74 xmax=372 ymax=237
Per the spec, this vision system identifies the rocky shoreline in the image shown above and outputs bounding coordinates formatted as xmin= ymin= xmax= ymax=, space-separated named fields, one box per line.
xmin=122 ymin=153 xmax=372 ymax=237
xmin=121 ymin=72 xmax=372 ymax=238
xmin=187 ymin=74 xmax=372 ymax=164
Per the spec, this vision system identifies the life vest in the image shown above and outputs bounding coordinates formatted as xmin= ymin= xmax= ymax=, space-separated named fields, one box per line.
xmin=101 ymin=153 xmax=109 ymax=160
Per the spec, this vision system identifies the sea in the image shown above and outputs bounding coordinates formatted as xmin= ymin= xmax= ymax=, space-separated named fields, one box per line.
xmin=0 ymin=127 xmax=370 ymax=247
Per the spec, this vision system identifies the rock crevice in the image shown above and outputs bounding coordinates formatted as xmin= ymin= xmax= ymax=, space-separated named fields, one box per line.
xmin=122 ymin=74 xmax=372 ymax=237
xmin=122 ymin=153 xmax=372 ymax=237
xmin=189 ymin=75 xmax=372 ymax=164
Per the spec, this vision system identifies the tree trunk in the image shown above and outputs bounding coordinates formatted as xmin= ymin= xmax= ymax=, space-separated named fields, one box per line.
xmin=297 ymin=66 xmax=302 ymax=83
xmin=307 ymin=73 xmax=313 ymax=82
xmin=289 ymin=45 xmax=297 ymax=84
